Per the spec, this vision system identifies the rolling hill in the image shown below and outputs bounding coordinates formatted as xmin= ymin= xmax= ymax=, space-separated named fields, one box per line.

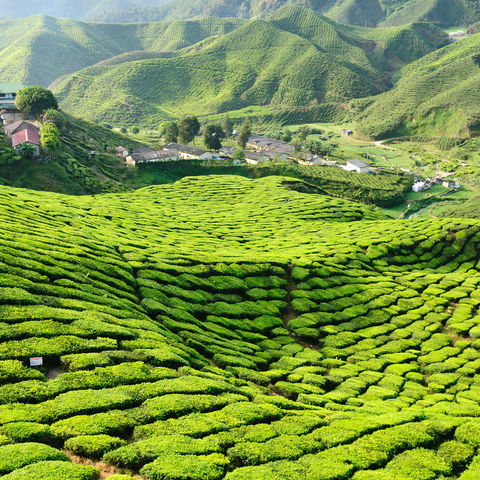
xmin=51 ymin=6 xmax=448 ymax=127
xmin=1 ymin=173 xmax=480 ymax=478
xmin=93 ymin=0 xmax=480 ymax=27
xmin=353 ymin=31 xmax=480 ymax=139
xmin=0 ymin=15 xmax=243 ymax=86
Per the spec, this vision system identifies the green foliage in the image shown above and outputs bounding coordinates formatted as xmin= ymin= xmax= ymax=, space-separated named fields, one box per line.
xmin=40 ymin=122 xmax=61 ymax=154
xmin=203 ymin=124 xmax=226 ymax=151
xmin=15 ymin=87 xmax=58 ymax=117
xmin=140 ymin=453 xmax=229 ymax=480
xmin=179 ymin=117 xmax=200 ymax=145
xmin=65 ymin=435 xmax=126 ymax=458
xmin=165 ymin=122 xmax=179 ymax=143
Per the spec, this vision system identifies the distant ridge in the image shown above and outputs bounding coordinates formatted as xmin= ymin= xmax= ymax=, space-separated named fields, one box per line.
xmin=52 ymin=6 xmax=448 ymax=127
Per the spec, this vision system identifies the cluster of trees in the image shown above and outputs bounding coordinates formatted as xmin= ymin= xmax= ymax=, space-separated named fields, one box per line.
xmin=14 ymin=86 xmax=62 ymax=156
xmin=162 ymin=114 xmax=252 ymax=153
xmin=164 ymin=116 xmax=201 ymax=144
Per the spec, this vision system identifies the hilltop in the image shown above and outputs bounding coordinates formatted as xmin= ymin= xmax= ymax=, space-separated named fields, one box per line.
xmin=51 ymin=6 xmax=448 ymax=127
xmin=0 ymin=15 xmax=243 ymax=86
xmin=1 ymin=174 xmax=480 ymax=478
xmin=353 ymin=31 xmax=480 ymax=139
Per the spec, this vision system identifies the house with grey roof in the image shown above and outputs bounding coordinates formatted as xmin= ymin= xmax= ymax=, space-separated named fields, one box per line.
xmin=346 ymin=159 xmax=370 ymax=173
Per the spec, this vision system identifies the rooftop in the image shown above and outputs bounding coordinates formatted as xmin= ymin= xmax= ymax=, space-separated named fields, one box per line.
xmin=0 ymin=83 xmax=24 ymax=94
xmin=347 ymin=158 xmax=370 ymax=168
xmin=12 ymin=129 xmax=40 ymax=148
xmin=164 ymin=143 xmax=207 ymax=156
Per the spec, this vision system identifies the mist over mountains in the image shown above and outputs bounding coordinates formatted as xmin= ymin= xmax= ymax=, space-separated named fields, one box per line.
xmin=1 ymin=0 xmax=480 ymax=26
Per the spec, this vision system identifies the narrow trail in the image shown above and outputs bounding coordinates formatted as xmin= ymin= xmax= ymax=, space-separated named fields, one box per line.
xmin=283 ymin=265 xmax=320 ymax=352
xmin=65 ymin=452 xmax=143 ymax=479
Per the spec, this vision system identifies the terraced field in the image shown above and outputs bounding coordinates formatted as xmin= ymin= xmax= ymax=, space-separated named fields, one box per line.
xmin=2 ymin=175 xmax=480 ymax=479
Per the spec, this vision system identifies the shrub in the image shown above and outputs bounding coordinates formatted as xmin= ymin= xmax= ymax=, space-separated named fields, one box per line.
xmin=0 ymin=460 xmax=99 ymax=480
xmin=0 ymin=422 xmax=52 ymax=443
xmin=0 ymin=443 xmax=68 ymax=474
xmin=140 ymin=453 xmax=229 ymax=480
xmin=65 ymin=435 xmax=126 ymax=458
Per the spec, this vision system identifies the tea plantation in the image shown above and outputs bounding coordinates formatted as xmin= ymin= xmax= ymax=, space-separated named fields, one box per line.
xmin=2 ymin=175 xmax=480 ymax=479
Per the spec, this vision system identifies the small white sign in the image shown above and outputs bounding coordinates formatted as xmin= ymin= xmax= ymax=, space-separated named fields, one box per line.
xmin=30 ymin=357 xmax=43 ymax=367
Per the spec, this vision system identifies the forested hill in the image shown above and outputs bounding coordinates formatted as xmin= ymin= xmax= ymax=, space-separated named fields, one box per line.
xmin=52 ymin=6 xmax=448 ymax=127
xmin=92 ymin=0 xmax=480 ymax=27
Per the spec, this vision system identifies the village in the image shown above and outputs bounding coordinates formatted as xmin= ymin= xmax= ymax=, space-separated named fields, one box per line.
xmin=118 ymin=134 xmax=374 ymax=173
xmin=0 ymin=82 xmax=462 ymax=198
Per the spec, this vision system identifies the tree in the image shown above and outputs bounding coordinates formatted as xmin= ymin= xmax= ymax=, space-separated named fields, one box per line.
xmin=15 ymin=86 xmax=58 ymax=117
xmin=131 ymin=127 xmax=140 ymax=134
xmin=178 ymin=116 xmax=200 ymax=144
xmin=232 ymin=149 xmax=245 ymax=162
xmin=306 ymin=139 xmax=333 ymax=157
xmin=281 ymin=128 xmax=293 ymax=143
xmin=238 ymin=119 xmax=251 ymax=149
xmin=165 ymin=122 xmax=179 ymax=143
xmin=297 ymin=126 xmax=311 ymax=142
xmin=203 ymin=124 xmax=225 ymax=151
xmin=43 ymin=109 xmax=66 ymax=131
xmin=40 ymin=122 xmax=61 ymax=154
xmin=222 ymin=114 xmax=233 ymax=138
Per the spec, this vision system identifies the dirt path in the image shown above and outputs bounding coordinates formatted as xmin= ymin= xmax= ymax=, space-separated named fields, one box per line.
xmin=66 ymin=452 xmax=143 ymax=479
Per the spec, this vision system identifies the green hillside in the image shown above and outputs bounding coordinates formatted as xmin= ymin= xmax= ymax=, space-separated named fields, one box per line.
xmin=2 ymin=174 xmax=480 ymax=478
xmin=0 ymin=114 xmax=145 ymax=194
xmin=0 ymin=15 xmax=243 ymax=86
xmin=52 ymin=6 xmax=448 ymax=127
xmin=353 ymin=31 xmax=480 ymax=139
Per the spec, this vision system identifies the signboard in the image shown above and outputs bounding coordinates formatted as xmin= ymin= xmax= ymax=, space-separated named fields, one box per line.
xmin=29 ymin=357 xmax=43 ymax=367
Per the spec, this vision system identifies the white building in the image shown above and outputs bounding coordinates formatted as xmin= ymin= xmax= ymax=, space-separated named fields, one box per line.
xmin=412 ymin=181 xmax=426 ymax=193
xmin=346 ymin=159 xmax=370 ymax=173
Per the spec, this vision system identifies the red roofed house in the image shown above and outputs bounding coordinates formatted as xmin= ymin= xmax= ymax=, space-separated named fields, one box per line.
xmin=116 ymin=146 xmax=129 ymax=159
xmin=12 ymin=129 xmax=41 ymax=156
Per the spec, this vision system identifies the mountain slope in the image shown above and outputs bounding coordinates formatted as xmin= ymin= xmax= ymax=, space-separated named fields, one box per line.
xmin=0 ymin=15 xmax=243 ymax=86
xmin=52 ymin=6 xmax=448 ymax=127
xmin=353 ymin=32 xmax=480 ymax=138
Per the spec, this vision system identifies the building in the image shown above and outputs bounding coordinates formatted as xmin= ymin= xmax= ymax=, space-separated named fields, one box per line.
xmin=163 ymin=143 xmax=208 ymax=160
xmin=4 ymin=120 xmax=39 ymax=139
xmin=298 ymin=155 xmax=328 ymax=166
xmin=116 ymin=146 xmax=129 ymax=159
xmin=12 ymin=129 xmax=40 ymax=156
xmin=219 ymin=146 xmax=237 ymax=156
xmin=0 ymin=83 xmax=25 ymax=123
xmin=247 ymin=135 xmax=294 ymax=157
xmin=442 ymin=180 xmax=461 ymax=189
xmin=126 ymin=147 xmax=179 ymax=167
xmin=245 ymin=151 xmax=269 ymax=165
xmin=346 ymin=159 xmax=370 ymax=173
xmin=412 ymin=181 xmax=426 ymax=193
xmin=341 ymin=129 xmax=353 ymax=136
